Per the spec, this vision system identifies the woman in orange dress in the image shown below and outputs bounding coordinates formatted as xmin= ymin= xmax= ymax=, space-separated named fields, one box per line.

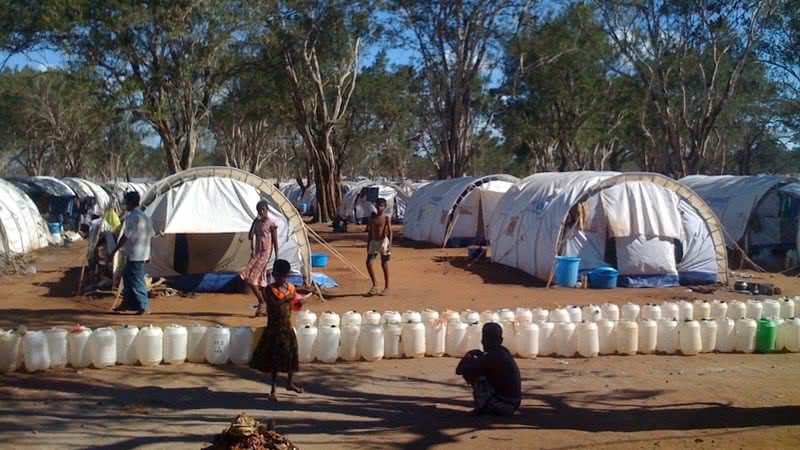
xmin=250 ymin=259 xmax=303 ymax=401
xmin=240 ymin=200 xmax=278 ymax=317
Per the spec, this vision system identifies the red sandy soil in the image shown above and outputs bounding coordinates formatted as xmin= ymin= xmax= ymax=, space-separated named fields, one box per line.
xmin=1 ymin=223 xmax=799 ymax=449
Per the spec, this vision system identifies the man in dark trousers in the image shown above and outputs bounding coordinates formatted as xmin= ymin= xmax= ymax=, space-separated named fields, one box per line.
xmin=456 ymin=322 xmax=522 ymax=416
xmin=110 ymin=191 xmax=154 ymax=314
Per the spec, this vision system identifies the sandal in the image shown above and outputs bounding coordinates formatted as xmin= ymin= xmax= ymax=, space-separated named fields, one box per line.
xmin=379 ymin=289 xmax=390 ymax=296
xmin=367 ymin=287 xmax=378 ymax=296
xmin=253 ymin=306 xmax=267 ymax=318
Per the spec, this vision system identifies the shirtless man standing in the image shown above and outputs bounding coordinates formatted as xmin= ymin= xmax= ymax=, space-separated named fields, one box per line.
xmin=366 ymin=198 xmax=392 ymax=296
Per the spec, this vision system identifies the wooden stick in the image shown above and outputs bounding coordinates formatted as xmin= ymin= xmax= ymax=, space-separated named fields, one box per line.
xmin=77 ymin=223 xmax=104 ymax=296
xmin=545 ymin=266 xmax=556 ymax=289
xmin=313 ymin=281 xmax=326 ymax=302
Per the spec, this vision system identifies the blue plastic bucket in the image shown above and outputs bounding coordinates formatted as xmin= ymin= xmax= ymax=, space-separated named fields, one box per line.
xmin=47 ymin=222 xmax=62 ymax=234
xmin=300 ymin=203 xmax=309 ymax=214
xmin=468 ymin=247 xmax=485 ymax=261
xmin=311 ymin=253 xmax=329 ymax=268
xmin=588 ymin=267 xmax=619 ymax=289
xmin=555 ymin=256 xmax=581 ymax=288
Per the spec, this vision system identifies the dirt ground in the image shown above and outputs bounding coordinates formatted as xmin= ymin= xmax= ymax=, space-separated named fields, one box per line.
xmin=1 ymin=224 xmax=799 ymax=449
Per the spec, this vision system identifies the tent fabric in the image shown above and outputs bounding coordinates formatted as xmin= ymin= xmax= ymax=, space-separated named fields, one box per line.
xmin=62 ymin=178 xmax=111 ymax=216
xmin=488 ymin=172 xmax=728 ymax=287
xmin=141 ymin=167 xmax=311 ymax=282
xmin=404 ymin=175 xmax=519 ymax=247
xmin=615 ymin=236 xmax=679 ymax=287
xmin=600 ymin=181 xmax=682 ymax=239
xmin=5 ymin=177 xmax=78 ymax=221
xmin=280 ymin=182 xmax=316 ymax=214
xmin=680 ymin=175 xmax=796 ymax=246
xmin=0 ymin=179 xmax=51 ymax=255
xmin=677 ymin=200 xmax=719 ymax=285
xmin=7 ymin=176 xmax=76 ymax=200
xmin=337 ymin=180 xmax=410 ymax=223
xmin=29 ymin=176 xmax=76 ymax=198
xmin=103 ymin=181 xmax=154 ymax=209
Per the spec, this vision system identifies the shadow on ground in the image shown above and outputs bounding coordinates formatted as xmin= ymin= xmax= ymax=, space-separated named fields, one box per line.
xmin=2 ymin=362 xmax=798 ymax=449
xmin=438 ymin=256 xmax=546 ymax=288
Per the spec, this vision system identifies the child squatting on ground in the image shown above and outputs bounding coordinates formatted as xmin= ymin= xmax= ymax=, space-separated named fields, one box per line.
xmin=366 ymin=198 xmax=392 ymax=296
xmin=249 ymin=259 xmax=303 ymax=401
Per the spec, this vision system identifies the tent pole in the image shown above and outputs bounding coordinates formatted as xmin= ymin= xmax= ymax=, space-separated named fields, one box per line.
xmin=305 ymin=225 xmax=370 ymax=280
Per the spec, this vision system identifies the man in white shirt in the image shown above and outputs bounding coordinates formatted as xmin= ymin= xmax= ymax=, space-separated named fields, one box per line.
xmin=110 ymin=191 xmax=155 ymax=314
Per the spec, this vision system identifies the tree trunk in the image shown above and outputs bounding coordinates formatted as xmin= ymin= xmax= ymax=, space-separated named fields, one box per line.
xmin=312 ymin=137 xmax=340 ymax=222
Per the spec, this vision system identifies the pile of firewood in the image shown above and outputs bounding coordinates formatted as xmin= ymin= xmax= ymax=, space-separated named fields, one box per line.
xmin=210 ymin=413 xmax=298 ymax=450
xmin=145 ymin=276 xmax=179 ymax=297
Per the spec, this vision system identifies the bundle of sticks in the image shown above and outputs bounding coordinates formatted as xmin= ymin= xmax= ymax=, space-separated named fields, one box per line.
xmin=0 ymin=254 xmax=36 ymax=277
xmin=87 ymin=276 xmax=181 ymax=299
xmin=145 ymin=276 xmax=180 ymax=298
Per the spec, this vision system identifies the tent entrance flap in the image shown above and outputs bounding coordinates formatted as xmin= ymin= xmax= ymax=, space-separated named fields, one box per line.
xmin=147 ymin=232 xmax=252 ymax=277
xmin=599 ymin=181 xmax=681 ymax=239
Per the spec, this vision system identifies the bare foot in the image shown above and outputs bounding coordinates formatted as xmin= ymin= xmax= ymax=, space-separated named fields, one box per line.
xmin=269 ymin=393 xmax=278 ymax=401
xmin=287 ymin=383 xmax=304 ymax=394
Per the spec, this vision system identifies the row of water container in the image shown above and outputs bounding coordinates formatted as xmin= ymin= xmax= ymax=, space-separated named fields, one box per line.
xmin=293 ymin=298 xmax=800 ymax=362
xmin=4 ymin=298 xmax=800 ymax=372
xmin=0 ymin=324 xmax=257 ymax=373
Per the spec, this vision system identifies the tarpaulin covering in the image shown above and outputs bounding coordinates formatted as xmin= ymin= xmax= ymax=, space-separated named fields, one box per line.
xmin=0 ymin=179 xmax=51 ymax=255
xmin=489 ymin=172 xmax=728 ymax=286
xmin=140 ymin=167 xmax=311 ymax=283
xmin=404 ymin=175 xmax=518 ymax=246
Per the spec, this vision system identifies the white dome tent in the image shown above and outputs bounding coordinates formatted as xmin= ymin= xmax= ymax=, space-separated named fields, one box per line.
xmin=404 ymin=175 xmax=518 ymax=247
xmin=0 ymin=179 xmax=51 ymax=255
xmin=138 ymin=167 xmax=311 ymax=291
xmin=6 ymin=176 xmax=80 ymax=229
xmin=280 ymin=182 xmax=316 ymax=215
xmin=488 ymin=172 xmax=728 ymax=287
xmin=62 ymin=178 xmax=111 ymax=216
xmin=103 ymin=180 xmax=153 ymax=210
xmin=681 ymin=175 xmax=800 ymax=270
xmin=337 ymin=180 xmax=411 ymax=224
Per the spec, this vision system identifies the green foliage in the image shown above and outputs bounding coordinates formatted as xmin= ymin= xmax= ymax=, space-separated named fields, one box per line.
xmin=0 ymin=0 xmax=797 ymax=180
xmin=500 ymin=3 xmax=624 ymax=172
xmin=0 ymin=67 xmax=117 ymax=176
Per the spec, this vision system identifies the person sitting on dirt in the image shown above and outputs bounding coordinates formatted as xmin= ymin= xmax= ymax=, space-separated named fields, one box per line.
xmin=456 ymin=322 xmax=521 ymax=416
xmin=366 ymin=198 xmax=392 ymax=296
xmin=84 ymin=242 xmax=114 ymax=294
xmin=250 ymin=259 xmax=303 ymax=401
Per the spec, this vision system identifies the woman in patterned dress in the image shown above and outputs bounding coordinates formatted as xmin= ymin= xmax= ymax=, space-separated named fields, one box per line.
xmin=250 ymin=259 xmax=303 ymax=400
xmin=240 ymin=200 xmax=278 ymax=317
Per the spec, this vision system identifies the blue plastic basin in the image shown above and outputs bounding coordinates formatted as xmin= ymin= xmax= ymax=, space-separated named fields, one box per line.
xmin=555 ymin=256 xmax=581 ymax=288
xmin=468 ymin=247 xmax=485 ymax=261
xmin=311 ymin=253 xmax=329 ymax=268
xmin=588 ymin=267 xmax=619 ymax=289
xmin=47 ymin=222 xmax=63 ymax=234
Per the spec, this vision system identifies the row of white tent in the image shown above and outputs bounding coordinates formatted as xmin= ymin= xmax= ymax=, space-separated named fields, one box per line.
xmin=280 ymin=179 xmax=424 ymax=223
xmin=94 ymin=171 xmax=800 ymax=289
xmin=0 ymin=177 xmax=153 ymax=256
xmin=3 ymin=168 xmax=797 ymax=292
xmin=402 ymin=173 xmax=800 ymax=287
